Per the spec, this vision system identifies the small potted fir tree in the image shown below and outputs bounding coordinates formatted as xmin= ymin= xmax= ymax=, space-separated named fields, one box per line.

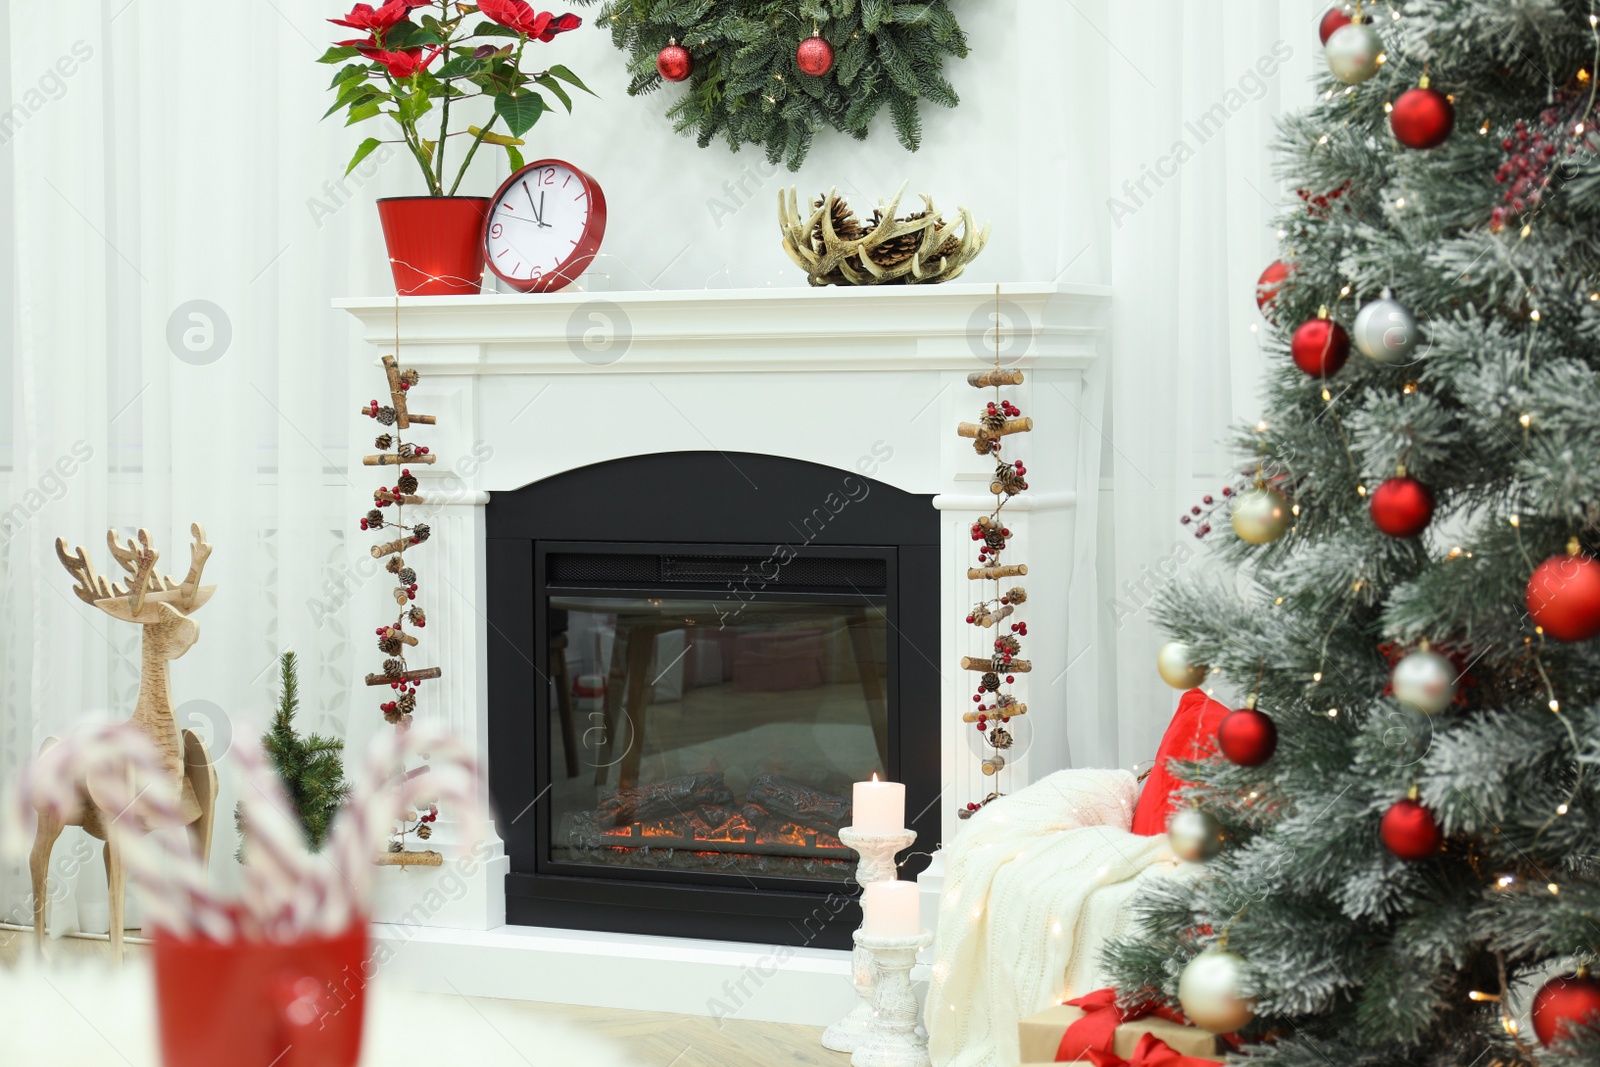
xmin=322 ymin=0 xmax=591 ymax=295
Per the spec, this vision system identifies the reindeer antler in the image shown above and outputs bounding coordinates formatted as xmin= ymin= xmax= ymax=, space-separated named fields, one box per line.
xmin=176 ymin=524 xmax=212 ymax=610
xmin=106 ymin=529 xmax=161 ymax=615
xmin=780 ymin=182 xmax=989 ymax=287
xmin=56 ymin=538 xmax=113 ymax=604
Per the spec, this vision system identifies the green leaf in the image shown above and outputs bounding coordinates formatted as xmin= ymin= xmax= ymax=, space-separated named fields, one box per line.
xmin=546 ymin=64 xmax=596 ymax=97
xmin=345 ymin=137 xmax=384 ymax=176
xmin=435 ymin=55 xmax=490 ymax=79
xmin=345 ymin=100 xmax=383 ymax=125
xmin=494 ymin=90 xmax=548 ymax=137
xmin=534 ymin=73 xmax=573 ymax=113
xmin=471 ymin=22 xmax=523 ymax=38
xmin=421 ymin=139 xmax=435 ymax=162
xmin=327 ymin=62 xmax=370 ymax=90
xmin=468 ymin=124 xmax=525 ymax=146
xmin=505 ymin=143 xmax=525 ymax=173
xmin=317 ymin=45 xmax=362 ymax=64
xmin=386 ymin=21 xmax=444 ymax=49
xmin=324 ymin=79 xmax=385 ymax=120
xmin=396 ymin=88 xmax=434 ymax=124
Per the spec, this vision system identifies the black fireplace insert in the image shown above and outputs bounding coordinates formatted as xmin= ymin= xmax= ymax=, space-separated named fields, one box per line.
xmin=486 ymin=451 xmax=939 ymax=949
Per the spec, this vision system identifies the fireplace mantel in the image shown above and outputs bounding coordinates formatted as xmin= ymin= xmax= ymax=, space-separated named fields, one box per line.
xmin=337 ymin=281 xmax=1109 ymax=1023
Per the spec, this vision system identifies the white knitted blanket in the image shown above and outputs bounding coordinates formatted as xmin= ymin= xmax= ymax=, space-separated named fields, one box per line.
xmin=925 ymin=769 xmax=1178 ymax=1067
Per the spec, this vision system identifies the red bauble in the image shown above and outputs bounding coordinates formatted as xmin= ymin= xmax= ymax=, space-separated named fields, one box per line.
xmin=1527 ymin=551 xmax=1600 ymax=641
xmin=1532 ymin=974 xmax=1600 ymax=1047
xmin=797 ymin=34 xmax=834 ymax=76
xmin=1217 ymin=707 xmax=1277 ymax=767
xmin=1390 ymin=87 xmax=1454 ymax=149
xmin=1255 ymin=260 xmax=1292 ymax=318
xmin=656 ymin=39 xmax=693 ymax=82
xmin=1318 ymin=7 xmax=1353 ymax=44
xmin=1369 ymin=476 xmax=1435 ymax=538
xmin=1290 ymin=318 xmax=1350 ymax=377
xmin=1380 ymin=798 xmax=1441 ymax=860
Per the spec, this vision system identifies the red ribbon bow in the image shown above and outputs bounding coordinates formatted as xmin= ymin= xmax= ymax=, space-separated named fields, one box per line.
xmin=1055 ymin=989 xmax=1190 ymax=1063
xmin=1087 ymin=1033 xmax=1217 ymax=1067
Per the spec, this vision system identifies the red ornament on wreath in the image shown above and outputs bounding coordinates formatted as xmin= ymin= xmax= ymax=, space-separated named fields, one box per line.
xmin=1256 ymin=259 xmax=1293 ymax=320
xmin=1381 ymin=796 xmax=1441 ymax=860
xmin=1391 ymin=79 xmax=1454 ymax=149
xmin=1217 ymin=699 xmax=1277 ymax=766
xmin=1527 ymin=540 xmax=1600 ymax=641
xmin=1532 ymin=973 xmax=1600 ymax=1047
xmin=797 ymin=32 xmax=834 ymax=77
xmin=1290 ymin=309 xmax=1349 ymax=377
xmin=1369 ymin=474 xmax=1435 ymax=538
xmin=1318 ymin=7 xmax=1353 ymax=44
xmin=657 ymin=37 xmax=693 ymax=82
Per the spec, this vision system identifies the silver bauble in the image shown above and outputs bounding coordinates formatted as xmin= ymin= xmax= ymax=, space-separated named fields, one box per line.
xmin=1157 ymin=641 xmax=1209 ymax=690
xmin=1178 ymin=949 xmax=1257 ymax=1033
xmin=1168 ymin=808 xmax=1226 ymax=863
xmin=1392 ymin=649 xmax=1456 ymax=714
xmin=1325 ymin=22 xmax=1383 ymax=84
xmin=1230 ymin=485 xmax=1292 ymax=545
xmin=1352 ymin=295 xmax=1420 ymax=364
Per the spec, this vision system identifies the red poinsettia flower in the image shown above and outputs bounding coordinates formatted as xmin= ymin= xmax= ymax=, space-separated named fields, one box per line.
xmin=366 ymin=45 xmax=443 ymax=79
xmin=478 ymin=0 xmax=581 ymax=41
xmin=328 ymin=0 xmax=425 ymax=34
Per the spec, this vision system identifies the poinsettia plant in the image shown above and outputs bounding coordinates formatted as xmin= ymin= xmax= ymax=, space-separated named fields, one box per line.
xmin=321 ymin=0 xmax=592 ymax=195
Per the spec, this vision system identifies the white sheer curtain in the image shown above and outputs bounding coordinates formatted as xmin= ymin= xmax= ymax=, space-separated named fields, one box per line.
xmin=0 ymin=0 xmax=1319 ymax=926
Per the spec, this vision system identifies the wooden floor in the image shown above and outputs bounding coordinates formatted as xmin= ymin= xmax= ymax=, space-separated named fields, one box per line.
xmin=0 ymin=929 xmax=842 ymax=1066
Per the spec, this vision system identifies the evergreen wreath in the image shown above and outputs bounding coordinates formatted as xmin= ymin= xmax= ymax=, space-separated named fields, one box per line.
xmin=574 ymin=0 xmax=969 ymax=169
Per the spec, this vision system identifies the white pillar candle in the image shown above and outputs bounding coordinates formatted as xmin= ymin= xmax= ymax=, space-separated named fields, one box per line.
xmin=861 ymin=880 xmax=921 ymax=939
xmin=852 ymin=774 xmax=906 ymax=835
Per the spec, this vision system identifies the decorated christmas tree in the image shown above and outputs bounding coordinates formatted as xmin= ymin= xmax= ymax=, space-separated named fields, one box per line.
xmin=1103 ymin=4 xmax=1600 ymax=1064
xmin=236 ymin=651 xmax=350 ymax=857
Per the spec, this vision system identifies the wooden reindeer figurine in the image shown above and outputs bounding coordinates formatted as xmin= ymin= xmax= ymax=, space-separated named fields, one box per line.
xmin=31 ymin=524 xmax=219 ymax=960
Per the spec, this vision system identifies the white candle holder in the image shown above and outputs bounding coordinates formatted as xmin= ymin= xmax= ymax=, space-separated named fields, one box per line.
xmin=850 ymin=929 xmax=934 ymax=1067
xmin=821 ymin=826 xmax=917 ymax=1054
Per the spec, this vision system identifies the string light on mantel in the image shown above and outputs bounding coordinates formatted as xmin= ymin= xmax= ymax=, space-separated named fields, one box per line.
xmin=359 ymin=300 xmax=445 ymax=861
xmin=955 ymin=288 xmax=1035 ymax=820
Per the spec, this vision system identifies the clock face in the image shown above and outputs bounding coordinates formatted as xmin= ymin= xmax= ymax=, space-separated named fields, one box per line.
xmin=483 ymin=160 xmax=606 ymax=293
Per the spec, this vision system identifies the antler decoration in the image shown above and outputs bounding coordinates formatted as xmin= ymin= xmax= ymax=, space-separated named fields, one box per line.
xmin=56 ymin=525 xmax=214 ymax=617
xmin=779 ymin=181 xmax=990 ymax=287
xmin=957 ymin=289 xmax=1033 ymax=821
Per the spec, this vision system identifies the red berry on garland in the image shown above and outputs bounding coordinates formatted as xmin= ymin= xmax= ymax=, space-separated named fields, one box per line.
xmin=657 ymin=37 xmax=693 ymax=82
xmin=1369 ymin=475 xmax=1435 ymax=538
xmin=1391 ymin=81 xmax=1454 ymax=149
xmin=1291 ymin=312 xmax=1349 ymax=377
xmin=796 ymin=32 xmax=834 ymax=76
xmin=1318 ymin=6 xmax=1352 ymax=44
xmin=1255 ymin=259 xmax=1293 ymax=320
xmin=1527 ymin=540 xmax=1600 ymax=641
xmin=1380 ymin=796 xmax=1442 ymax=860
xmin=1217 ymin=702 xmax=1277 ymax=766
xmin=1532 ymin=973 xmax=1600 ymax=1047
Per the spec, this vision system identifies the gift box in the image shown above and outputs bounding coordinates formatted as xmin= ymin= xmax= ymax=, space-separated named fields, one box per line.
xmin=1018 ymin=990 xmax=1223 ymax=1064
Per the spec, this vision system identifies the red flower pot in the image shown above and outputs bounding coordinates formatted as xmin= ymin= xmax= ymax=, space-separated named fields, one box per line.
xmin=153 ymin=919 xmax=370 ymax=1067
xmin=376 ymin=196 xmax=489 ymax=296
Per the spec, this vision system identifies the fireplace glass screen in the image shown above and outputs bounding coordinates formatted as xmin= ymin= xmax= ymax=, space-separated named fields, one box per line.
xmin=547 ymin=595 xmax=889 ymax=882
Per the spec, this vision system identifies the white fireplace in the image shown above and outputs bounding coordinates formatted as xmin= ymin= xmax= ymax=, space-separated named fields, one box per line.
xmin=337 ymin=282 xmax=1108 ymax=1022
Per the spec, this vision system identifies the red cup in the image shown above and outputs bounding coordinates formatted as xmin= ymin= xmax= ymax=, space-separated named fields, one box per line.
xmin=376 ymin=196 xmax=489 ymax=296
xmin=152 ymin=918 xmax=370 ymax=1067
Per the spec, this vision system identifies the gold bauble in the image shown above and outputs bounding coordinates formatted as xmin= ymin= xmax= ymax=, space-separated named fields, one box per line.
xmin=1168 ymin=808 xmax=1225 ymax=863
xmin=1178 ymin=949 xmax=1256 ymax=1033
xmin=1157 ymin=641 xmax=1209 ymax=689
xmin=1230 ymin=485 xmax=1291 ymax=545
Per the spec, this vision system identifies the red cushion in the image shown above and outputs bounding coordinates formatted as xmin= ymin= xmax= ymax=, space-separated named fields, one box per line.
xmin=1130 ymin=688 xmax=1231 ymax=836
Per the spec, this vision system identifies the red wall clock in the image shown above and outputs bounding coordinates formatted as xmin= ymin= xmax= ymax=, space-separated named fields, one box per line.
xmin=483 ymin=159 xmax=607 ymax=293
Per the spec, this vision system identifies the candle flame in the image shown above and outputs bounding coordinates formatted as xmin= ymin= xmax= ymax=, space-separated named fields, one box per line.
xmin=871 ymin=773 xmax=879 ymax=783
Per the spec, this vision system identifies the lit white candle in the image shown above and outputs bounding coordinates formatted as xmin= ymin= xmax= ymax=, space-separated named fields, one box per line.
xmin=852 ymin=774 xmax=906 ymax=835
xmin=861 ymin=880 xmax=921 ymax=938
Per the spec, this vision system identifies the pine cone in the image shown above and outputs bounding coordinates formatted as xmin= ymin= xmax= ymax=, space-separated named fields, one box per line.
xmin=386 ymin=837 xmax=403 ymax=850
xmin=974 ymin=436 xmax=996 ymax=456
xmin=981 ymin=671 xmax=1001 ymax=692
xmin=970 ymin=603 xmax=992 ymax=625
xmin=375 ymin=434 xmax=394 ymax=450
xmin=1004 ymin=586 xmax=1027 ymax=605
xmin=375 ymin=406 xmax=397 ymax=427
xmin=398 ymin=691 xmax=417 ymax=713
xmin=990 ymin=727 xmax=1014 ymax=749
xmin=383 ymin=657 xmax=406 ymax=676
xmin=400 ymin=368 xmax=420 ymax=386
xmin=397 ymin=473 xmax=419 ymax=494
xmin=408 ymin=606 xmax=427 ymax=626
xmin=993 ymin=462 xmax=1028 ymax=496
xmin=397 ymin=442 xmax=416 ymax=460
xmin=399 ymin=567 xmax=416 ymax=586
xmin=378 ymin=632 xmax=403 ymax=655
xmin=386 ymin=556 xmax=403 ymax=574
xmin=411 ymin=523 xmax=431 ymax=543
xmin=995 ymin=693 xmax=1019 ymax=710
xmin=980 ymin=410 xmax=1008 ymax=433
xmin=416 ymin=823 xmax=433 ymax=840
xmin=996 ymin=635 xmax=1021 ymax=656
xmin=984 ymin=527 xmax=1007 ymax=551
xmin=813 ymin=195 xmax=865 ymax=244
xmin=366 ymin=509 xmax=384 ymax=526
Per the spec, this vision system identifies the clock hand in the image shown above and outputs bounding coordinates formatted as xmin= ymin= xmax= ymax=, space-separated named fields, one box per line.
xmin=538 ymin=190 xmax=551 ymax=229
xmin=523 ymin=180 xmax=542 ymax=225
